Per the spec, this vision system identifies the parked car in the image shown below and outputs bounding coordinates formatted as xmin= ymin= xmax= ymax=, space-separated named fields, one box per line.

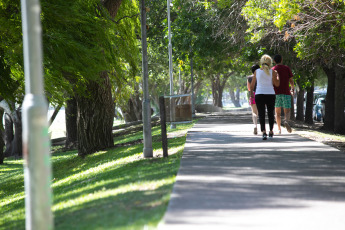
xmin=313 ymin=96 xmax=325 ymax=121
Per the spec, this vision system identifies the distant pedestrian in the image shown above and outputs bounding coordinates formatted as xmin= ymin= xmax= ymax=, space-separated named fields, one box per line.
xmin=272 ymin=54 xmax=295 ymax=134
xmin=247 ymin=64 xmax=260 ymax=135
xmin=250 ymin=55 xmax=280 ymax=140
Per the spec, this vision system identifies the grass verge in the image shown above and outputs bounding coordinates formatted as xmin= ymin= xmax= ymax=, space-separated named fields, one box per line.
xmin=0 ymin=120 xmax=198 ymax=230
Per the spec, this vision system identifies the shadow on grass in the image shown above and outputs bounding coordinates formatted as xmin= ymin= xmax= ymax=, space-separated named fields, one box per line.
xmin=0 ymin=135 xmax=187 ymax=230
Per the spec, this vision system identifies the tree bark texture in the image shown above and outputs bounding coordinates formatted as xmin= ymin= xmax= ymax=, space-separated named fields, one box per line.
xmin=122 ymin=95 xmax=143 ymax=123
xmin=76 ymin=72 xmax=114 ymax=156
xmin=4 ymin=109 xmax=22 ymax=157
xmin=4 ymin=113 xmax=13 ymax=157
xmin=211 ymin=74 xmax=228 ymax=108
xmin=75 ymin=0 xmax=122 ymax=156
xmin=102 ymin=0 xmax=123 ymax=18
xmin=334 ymin=66 xmax=345 ymax=134
xmin=65 ymin=97 xmax=78 ymax=149
xmin=304 ymin=84 xmax=314 ymax=124
xmin=0 ymin=109 xmax=4 ymax=164
xmin=322 ymin=66 xmax=336 ymax=131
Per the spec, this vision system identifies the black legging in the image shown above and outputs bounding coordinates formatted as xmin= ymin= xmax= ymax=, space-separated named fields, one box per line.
xmin=255 ymin=94 xmax=276 ymax=133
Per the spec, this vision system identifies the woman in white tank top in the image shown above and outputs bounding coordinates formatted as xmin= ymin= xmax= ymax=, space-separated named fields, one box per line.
xmin=250 ymin=55 xmax=280 ymax=140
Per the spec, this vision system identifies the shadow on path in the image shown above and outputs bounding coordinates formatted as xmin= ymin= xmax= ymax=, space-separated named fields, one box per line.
xmin=161 ymin=114 xmax=345 ymax=230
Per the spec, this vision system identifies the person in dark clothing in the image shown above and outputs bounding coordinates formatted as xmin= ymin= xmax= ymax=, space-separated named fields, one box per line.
xmin=272 ymin=54 xmax=295 ymax=134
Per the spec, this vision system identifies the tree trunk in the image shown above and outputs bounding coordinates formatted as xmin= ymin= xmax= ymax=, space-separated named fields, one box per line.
xmin=295 ymin=84 xmax=304 ymax=121
xmin=48 ymin=105 xmax=62 ymax=127
xmin=4 ymin=113 xmax=13 ymax=157
xmin=334 ymin=66 xmax=345 ymax=134
xmin=122 ymin=96 xmax=142 ymax=123
xmin=65 ymin=97 xmax=78 ymax=149
xmin=4 ymin=109 xmax=22 ymax=157
xmin=211 ymin=74 xmax=229 ymax=108
xmin=229 ymin=87 xmax=241 ymax=107
xmin=322 ymin=66 xmax=336 ymax=131
xmin=12 ymin=110 xmax=22 ymax=157
xmin=76 ymin=72 xmax=114 ymax=156
xmin=304 ymin=83 xmax=314 ymax=124
xmin=102 ymin=0 xmax=123 ymax=18
xmin=74 ymin=0 xmax=123 ymax=156
xmin=0 ymin=109 xmax=4 ymax=164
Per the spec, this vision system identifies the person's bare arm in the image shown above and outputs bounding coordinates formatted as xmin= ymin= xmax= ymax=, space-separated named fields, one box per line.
xmin=272 ymin=70 xmax=280 ymax=87
xmin=250 ymin=72 xmax=256 ymax=91
xmin=289 ymin=77 xmax=295 ymax=95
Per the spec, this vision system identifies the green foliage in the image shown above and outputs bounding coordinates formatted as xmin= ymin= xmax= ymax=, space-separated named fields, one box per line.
xmin=0 ymin=1 xmax=25 ymax=103
xmin=0 ymin=120 xmax=198 ymax=230
xmin=242 ymin=0 xmax=345 ymax=65
xmin=0 ymin=0 xmax=141 ymax=106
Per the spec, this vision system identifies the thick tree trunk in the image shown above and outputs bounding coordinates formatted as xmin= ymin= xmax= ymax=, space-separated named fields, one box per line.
xmin=12 ymin=110 xmax=22 ymax=157
xmin=74 ymin=0 xmax=123 ymax=156
xmin=322 ymin=66 xmax=336 ymax=131
xmin=211 ymin=74 xmax=229 ymax=108
xmin=304 ymin=84 xmax=314 ymax=124
xmin=295 ymin=84 xmax=304 ymax=121
xmin=65 ymin=97 xmax=78 ymax=149
xmin=102 ymin=0 xmax=123 ymax=18
xmin=4 ymin=110 xmax=22 ymax=157
xmin=76 ymin=72 xmax=114 ymax=156
xmin=122 ymin=95 xmax=143 ymax=123
xmin=4 ymin=113 xmax=13 ymax=157
xmin=0 ymin=109 xmax=4 ymax=164
xmin=334 ymin=66 xmax=345 ymax=134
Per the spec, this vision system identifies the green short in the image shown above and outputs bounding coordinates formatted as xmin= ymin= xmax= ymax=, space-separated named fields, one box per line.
xmin=275 ymin=94 xmax=292 ymax=108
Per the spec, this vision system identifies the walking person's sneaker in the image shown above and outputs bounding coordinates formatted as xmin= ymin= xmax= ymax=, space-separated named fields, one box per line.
xmin=254 ymin=127 xmax=257 ymax=135
xmin=269 ymin=131 xmax=274 ymax=138
xmin=284 ymin=121 xmax=292 ymax=133
xmin=262 ymin=133 xmax=267 ymax=140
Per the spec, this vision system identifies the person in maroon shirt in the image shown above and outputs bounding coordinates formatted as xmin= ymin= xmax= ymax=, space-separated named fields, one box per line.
xmin=272 ymin=54 xmax=295 ymax=134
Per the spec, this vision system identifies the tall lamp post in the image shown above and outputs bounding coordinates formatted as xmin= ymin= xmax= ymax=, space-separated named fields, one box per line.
xmin=190 ymin=54 xmax=195 ymax=118
xmin=21 ymin=0 xmax=53 ymax=229
xmin=140 ymin=0 xmax=153 ymax=158
xmin=167 ymin=0 xmax=176 ymax=129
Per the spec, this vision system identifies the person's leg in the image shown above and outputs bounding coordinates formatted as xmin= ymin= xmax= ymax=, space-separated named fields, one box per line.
xmin=275 ymin=94 xmax=283 ymax=134
xmin=255 ymin=95 xmax=266 ymax=133
xmin=275 ymin=107 xmax=282 ymax=133
xmin=283 ymin=95 xmax=292 ymax=133
xmin=267 ymin=95 xmax=276 ymax=134
xmin=251 ymin=104 xmax=258 ymax=134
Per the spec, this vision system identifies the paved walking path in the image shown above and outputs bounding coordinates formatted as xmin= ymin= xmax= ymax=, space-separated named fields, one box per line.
xmin=160 ymin=112 xmax=345 ymax=230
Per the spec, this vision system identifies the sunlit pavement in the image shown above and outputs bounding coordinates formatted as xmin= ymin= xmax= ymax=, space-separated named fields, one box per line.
xmin=160 ymin=112 xmax=345 ymax=230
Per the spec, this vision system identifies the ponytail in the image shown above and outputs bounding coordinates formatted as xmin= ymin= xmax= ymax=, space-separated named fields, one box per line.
xmin=260 ymin=55 xmax=272 ymax=76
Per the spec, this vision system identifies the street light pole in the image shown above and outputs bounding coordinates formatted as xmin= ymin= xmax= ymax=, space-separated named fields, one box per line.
xmin=167 ymin=0 xmax=176 ymax=129
xmin=21 ymin=0 xmax=53 ymax=229
xmin=140 ymin=0 xmax=153 ymax=158
xmin=191 ymin=55 xmax=195 ymax=118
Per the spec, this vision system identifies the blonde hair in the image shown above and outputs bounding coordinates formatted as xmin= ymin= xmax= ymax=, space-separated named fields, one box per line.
xmin=260 ymin=54 xmax=272 ymax=76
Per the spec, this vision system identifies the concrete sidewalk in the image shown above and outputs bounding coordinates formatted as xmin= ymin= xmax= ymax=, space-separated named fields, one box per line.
xmin=160 ymin=112 xmax=345 ymax=230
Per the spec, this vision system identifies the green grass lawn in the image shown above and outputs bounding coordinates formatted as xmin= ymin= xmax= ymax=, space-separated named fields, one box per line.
xmin=0 ymin=121 xmax=197 ymax=230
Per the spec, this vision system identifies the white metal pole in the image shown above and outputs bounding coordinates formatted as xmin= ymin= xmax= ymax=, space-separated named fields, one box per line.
xmin=140 ymin=0 xmax=153 ymax=158
xmin=167 ymin=0 xmax=176 ymax=129
xmin=191 ymin=56 xmax=195 ymax=118
xmin=21 ymin=0 xmax=53 ymax=229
